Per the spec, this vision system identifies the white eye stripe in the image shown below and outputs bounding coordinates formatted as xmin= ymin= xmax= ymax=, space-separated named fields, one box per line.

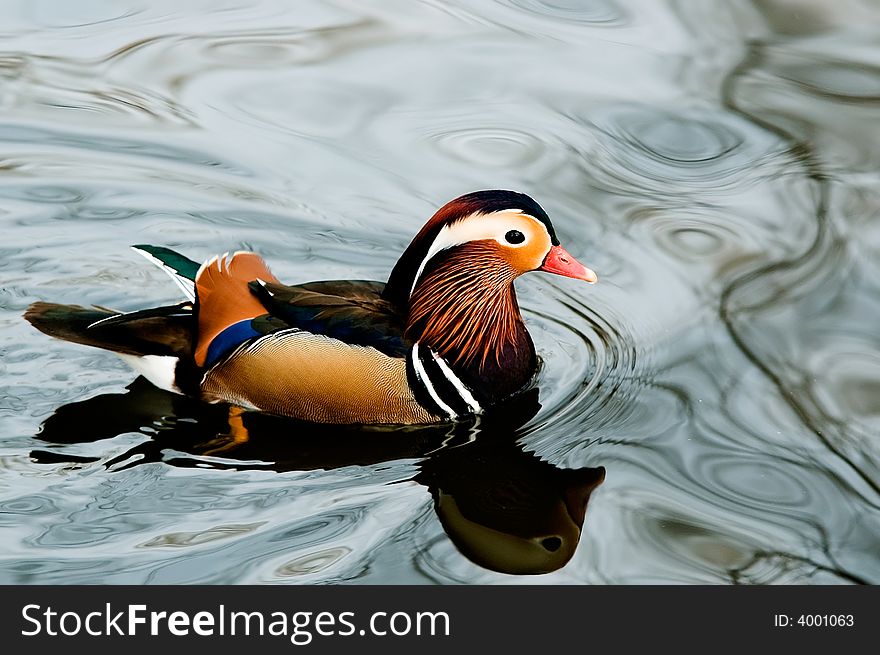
xmin=409 ymin=210 xmax=549 ymax=295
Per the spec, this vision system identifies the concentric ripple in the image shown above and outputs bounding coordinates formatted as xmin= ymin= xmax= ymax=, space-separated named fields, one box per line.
xmin=431 ymin=127 xmax=545 ymax=168
xmin=699 ymin=455 xmax=812 ymax=510
xmin=2 ymin=0 xmax=879 ymax=587
xmin=808 ymin=346 xmax=880 ymax=435
xmin=580 ymin=104 xmax=783 ymax=192
xmin=781 ymin=60 xmax=880 ymax=101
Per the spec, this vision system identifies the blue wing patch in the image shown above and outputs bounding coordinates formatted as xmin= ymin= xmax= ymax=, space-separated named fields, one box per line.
xmin=204 ymin=319 xmax=262 ymax=368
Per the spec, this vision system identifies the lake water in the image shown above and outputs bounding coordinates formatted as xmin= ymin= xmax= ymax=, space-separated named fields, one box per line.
xmin=1 ymin=0 xmax=878 ymax=583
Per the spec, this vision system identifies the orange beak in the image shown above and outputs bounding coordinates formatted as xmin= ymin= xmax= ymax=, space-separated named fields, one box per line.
xmin=539 ymin=245 xmax=598 ymax=283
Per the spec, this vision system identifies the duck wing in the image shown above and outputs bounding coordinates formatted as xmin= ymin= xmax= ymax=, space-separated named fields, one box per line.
xmin=248 ymin=279 xmax=408 ymax=358
xmin=127 ymin=246 xmax=409 ymax=361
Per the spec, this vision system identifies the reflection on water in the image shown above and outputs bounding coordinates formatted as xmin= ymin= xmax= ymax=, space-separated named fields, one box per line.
xmin=32 ymin=380 xmax=603 ymax=575
xmin=2 ymin=0 xmax=879 ymax=583
xmin=417 ymin=432 xmax=605 ymax=575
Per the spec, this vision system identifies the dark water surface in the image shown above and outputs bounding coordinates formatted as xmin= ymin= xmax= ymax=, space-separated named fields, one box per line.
xmin=1 ymin=0 xmax=878 ymax=583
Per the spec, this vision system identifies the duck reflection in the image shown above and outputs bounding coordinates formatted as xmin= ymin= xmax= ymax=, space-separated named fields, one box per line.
xmin=416 ymin=435 xmax=605 ymax=575
xmin=33 ymin=378 xmax=605 ymax=575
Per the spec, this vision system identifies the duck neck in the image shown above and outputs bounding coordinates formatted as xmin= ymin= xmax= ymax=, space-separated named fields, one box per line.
xmin=405 ymin=247 xmax=537 ymax=401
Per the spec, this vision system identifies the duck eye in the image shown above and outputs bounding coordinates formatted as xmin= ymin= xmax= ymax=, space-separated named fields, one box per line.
xmin=504 ymin=230 xmax=525 ymax=245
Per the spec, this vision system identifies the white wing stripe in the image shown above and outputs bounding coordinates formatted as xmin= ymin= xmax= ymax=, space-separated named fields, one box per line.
xmin=131 ymin=247 xmax=196 ymax=302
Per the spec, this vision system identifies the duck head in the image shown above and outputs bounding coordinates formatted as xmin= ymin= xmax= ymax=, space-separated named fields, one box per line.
xmin=384 ymin=191 xmax=597 ymax=398
xmin=416 ymin=428 xmax=607 ymax=576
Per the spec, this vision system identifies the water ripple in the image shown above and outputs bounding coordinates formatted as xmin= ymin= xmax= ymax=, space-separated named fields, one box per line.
xmin=781 ymin=59 xmax=880 ymax=101
xmin=431 ymin=127 xmax=545 ymax=168
xmin=505 ymin=0 xmax=623 ymax=24
xmin=699 ymin=455 xmax=812 ymax=510
xmin=577 ymin=104 xmax=785 ymax=194
xmin=275 ymin=546 xmax=353 ymax=577
xmin=1 ymin=0 xmax=878 ymax=586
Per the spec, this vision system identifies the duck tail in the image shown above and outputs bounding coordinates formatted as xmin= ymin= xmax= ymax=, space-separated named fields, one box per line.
xmin=24 ymin=301 xmax=193 ymax=358
xmin=25 ymin=302 xmax=115 ymax=349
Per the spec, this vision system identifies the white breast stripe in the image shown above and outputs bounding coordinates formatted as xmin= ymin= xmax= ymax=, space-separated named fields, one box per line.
xmin=429 ymin=349 xmax=483 ymax=414
xmin=412 ymin=343 xmax=457 ymax=419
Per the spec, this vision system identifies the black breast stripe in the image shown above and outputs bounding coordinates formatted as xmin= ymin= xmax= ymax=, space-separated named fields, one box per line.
xmin=407 ymin=343 xmax=479 ymax=420
xmin=406 ymin=352 xmax=451 ymax=419
xmin=418 ymin=347 xmax=473 ymax=417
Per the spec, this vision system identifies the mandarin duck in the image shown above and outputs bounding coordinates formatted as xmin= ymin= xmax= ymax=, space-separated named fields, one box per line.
xmin=25 ymin=190 xmax=597 ymax=425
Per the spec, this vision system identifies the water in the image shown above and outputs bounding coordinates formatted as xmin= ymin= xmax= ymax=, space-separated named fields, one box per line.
xmin=1 ymin=0 xmax=878 ymax=583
